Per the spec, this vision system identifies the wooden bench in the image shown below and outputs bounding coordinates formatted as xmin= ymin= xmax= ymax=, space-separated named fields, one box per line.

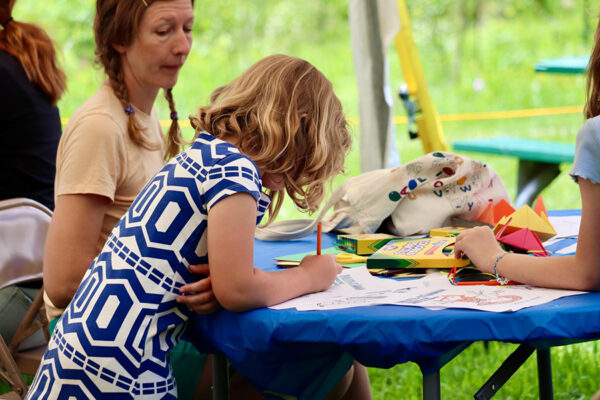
xmin=452 ymin=136 xmax=575 ymax=208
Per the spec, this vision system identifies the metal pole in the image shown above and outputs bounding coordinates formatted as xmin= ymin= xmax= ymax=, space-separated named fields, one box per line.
xmin=537 ymin=349 xmax=554 ymax=400
xmin=212 ymin=353 xmax=229 ymax=400
xmin=423 ymin=370 xmax=441 ymax=400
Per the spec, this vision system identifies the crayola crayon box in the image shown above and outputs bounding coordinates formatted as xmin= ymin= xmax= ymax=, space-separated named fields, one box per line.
xmin=366 ymin=236 xmax=471 ymax=269
xmin=428 ymin=226 xmax=468 ymax=237
xmin=334 ymin=233 xmax=397 ymax=255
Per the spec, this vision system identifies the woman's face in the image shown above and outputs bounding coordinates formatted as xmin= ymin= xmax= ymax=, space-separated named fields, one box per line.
xmin=116 ymin=0 xmax=194 ymax=94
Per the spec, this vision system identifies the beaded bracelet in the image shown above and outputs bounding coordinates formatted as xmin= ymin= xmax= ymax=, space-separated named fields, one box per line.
xmin=493 ymin=252 xmax=510 ymax=285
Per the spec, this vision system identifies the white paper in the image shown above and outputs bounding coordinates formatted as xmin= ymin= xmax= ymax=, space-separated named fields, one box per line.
xmin=270 ymin=267 xmax=422 ymax=310
xmin=270 ymin=267 xmax=586 ymax=313
xmin=547 ymin=215 xmax=580 ymax=239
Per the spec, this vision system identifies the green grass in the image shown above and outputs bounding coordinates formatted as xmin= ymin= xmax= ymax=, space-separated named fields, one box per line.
xmin=4 ymin=0 xmax=598 ymax=398
xmin=3 ymin=342 xmax=599 ymax=399
xmin=368 ymin=341 xmax=600 ymax=399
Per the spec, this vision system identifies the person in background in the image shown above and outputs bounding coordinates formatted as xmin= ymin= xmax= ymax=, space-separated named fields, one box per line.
xmin=27 ymin=54 xmax=371 ymax=400
xmin=0 ymin=0 xmax=65 ymax=210
xmin=453 ymin=12 xmax=600 ymax=292
xmin=0 ymin=0 xmax=65 ymax=355
xmin=457 ymin=14 xmax=600 ymax=396
xmin=41 ymin=0 xmax=220 ymax=398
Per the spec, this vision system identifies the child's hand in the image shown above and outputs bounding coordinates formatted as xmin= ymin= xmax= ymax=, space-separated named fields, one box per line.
xmin=177 ymin=264 xmax=220 ymax=314
xmin=298 ymin=254 xmax=342 ymax=292
xmin=454 ymin=226 xmax=505 ymax=274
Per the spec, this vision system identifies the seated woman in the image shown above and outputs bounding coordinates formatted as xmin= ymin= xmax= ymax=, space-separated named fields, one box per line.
xmin=0 ymin=0 xmax=65 ymax=351
xmin=41 ymin=1 xmax=219 ymax=397
xmin=0 ymin=0 xmax=65 ymax=210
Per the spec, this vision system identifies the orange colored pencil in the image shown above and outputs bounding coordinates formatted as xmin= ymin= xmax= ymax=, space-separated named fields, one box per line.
xmin=316 ymin=222 xmax=322 ymax=255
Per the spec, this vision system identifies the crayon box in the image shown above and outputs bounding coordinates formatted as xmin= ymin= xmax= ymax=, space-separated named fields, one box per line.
xmin=334 ymin=233 xmax=397 ymax=255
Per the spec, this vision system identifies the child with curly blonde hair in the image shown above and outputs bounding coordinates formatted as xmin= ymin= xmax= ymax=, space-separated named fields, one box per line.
xmin=28 ymin=54 xmax=371 ymax=400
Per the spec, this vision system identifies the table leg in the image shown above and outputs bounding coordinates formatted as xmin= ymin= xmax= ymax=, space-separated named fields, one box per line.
xmin=537 ymin=348 xmax=553 ymax=400
xmin=515 ymin=160 xmax=561 ymax=208
xmin=423 ymin=370 xmax=441 ymax=400
xmin=474 ymin=343 xmax=535 ymax=400
xmin=212 ymin=353 xmax=229 ymax=400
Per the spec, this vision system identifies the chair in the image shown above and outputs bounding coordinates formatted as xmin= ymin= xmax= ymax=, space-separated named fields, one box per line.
xmin=0 ymin=198 xmax=52 ymax=399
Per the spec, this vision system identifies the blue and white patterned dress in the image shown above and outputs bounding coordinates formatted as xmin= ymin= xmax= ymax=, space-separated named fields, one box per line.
xmin=27 ymin=133 xmax=271 ymax=399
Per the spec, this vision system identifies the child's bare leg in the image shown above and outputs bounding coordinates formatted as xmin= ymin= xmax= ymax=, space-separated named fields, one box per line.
xmin=193 ymin=356 xmax=213 ymax=400
xmin=229 ymin=372 xmax=266 ymax=400
xmin=326 ymin=361 xmax=372 ymax=400
xmin=194 ymin=356 xmax=264 ymax=400
xmin=341 ymin=361 xmax=372 ymax=400
xmin=591 ymin=389 xmax=600 ymax=400
xmin=325 ymin=364 xmax=353 ymax=400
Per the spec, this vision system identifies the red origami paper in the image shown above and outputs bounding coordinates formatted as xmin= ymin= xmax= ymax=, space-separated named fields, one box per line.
xmin=497 ymin=227 xmax=549 ymax=256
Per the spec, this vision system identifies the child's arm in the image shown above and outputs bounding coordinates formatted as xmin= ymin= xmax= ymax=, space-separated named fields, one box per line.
xmin=203 ymin=192 xmax=341 ymax=312
xmin=454 ymin=178 xmax=600 ymax=291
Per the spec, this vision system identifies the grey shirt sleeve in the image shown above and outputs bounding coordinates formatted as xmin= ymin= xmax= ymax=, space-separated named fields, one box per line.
xmin=570 ymin=116 xmax=600 ymax=184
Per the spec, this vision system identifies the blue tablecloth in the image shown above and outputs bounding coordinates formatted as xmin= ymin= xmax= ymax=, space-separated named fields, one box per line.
xmin=188 ymin=210 xmax=599 ymax=398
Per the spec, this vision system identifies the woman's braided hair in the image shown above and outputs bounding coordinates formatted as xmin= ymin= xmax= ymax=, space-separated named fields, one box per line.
xmin=94 ymin=0 xmax=191 ymax=160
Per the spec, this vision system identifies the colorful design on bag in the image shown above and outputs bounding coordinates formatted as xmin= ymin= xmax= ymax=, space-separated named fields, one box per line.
xmin=389 ymin=191 xmax=401 ymax=202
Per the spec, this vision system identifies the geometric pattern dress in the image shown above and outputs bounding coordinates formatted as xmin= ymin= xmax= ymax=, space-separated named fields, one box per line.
xmin=26 ymin=133 xmax=271 ymax=399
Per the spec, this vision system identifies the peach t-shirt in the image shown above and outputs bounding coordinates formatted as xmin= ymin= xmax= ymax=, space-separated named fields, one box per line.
xmin=46 ymin=83 xmax=166 ymax=319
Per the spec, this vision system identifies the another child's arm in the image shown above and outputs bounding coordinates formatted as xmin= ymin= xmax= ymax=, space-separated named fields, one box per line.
xmin=202 ymin=192 xmax=341 ymax=312
xmin=454 ymin=178 xmax=600 ymax=291
xmin=176 ymin=264 xmax=220 ymax=314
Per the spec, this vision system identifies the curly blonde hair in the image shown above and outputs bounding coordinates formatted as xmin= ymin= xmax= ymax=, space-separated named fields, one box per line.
xmin=190 ymin=54 xmax=352 ymax=223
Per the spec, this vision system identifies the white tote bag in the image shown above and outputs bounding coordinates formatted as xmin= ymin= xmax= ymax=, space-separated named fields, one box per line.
xmin=256 ymin=152 xmax=511 ymax=240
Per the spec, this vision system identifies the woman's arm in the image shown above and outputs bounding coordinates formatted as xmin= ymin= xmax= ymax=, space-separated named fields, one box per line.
xmin=205 ymin=192 xmax=341 ymax=312
xmin=43 ymin=193 xmax=110 ymax=308
xmin=454 ymin=178 xmax=600 ymax=290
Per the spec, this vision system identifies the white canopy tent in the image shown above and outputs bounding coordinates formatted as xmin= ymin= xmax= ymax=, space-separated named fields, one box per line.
xmin=348 ymin=0 xmax=448 ymax=172
xmin=349 ymin=0 xmax=401 ymax=171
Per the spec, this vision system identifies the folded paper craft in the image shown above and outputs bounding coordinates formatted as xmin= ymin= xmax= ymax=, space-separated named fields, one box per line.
xmin=476 ymin=198 xmax=515 ymax=225
xmin=493 ymin=205 xmax=557 ymax=242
